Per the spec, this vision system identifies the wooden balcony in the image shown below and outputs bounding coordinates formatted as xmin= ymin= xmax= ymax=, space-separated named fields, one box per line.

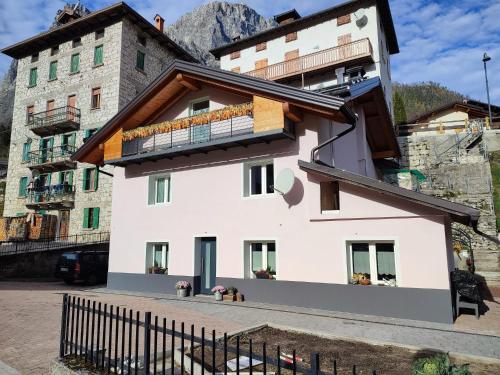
xmin=245 ymin=38 xmax=373 ymax=82
xmin=25 ymin=185 xmax=75 ymax=209
xmin=25 ymin=145 xmax=77 ymax=173
xmin=27 ymin=106 xmax=80 ymax=136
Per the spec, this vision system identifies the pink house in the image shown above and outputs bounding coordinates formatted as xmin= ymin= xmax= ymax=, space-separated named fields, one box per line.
xmin=73 ymin=61 xmax=480 ymax=323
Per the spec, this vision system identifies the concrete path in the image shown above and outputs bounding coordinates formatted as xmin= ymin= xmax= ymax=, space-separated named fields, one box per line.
xmin=97 ymin=288 xmax=500 ymax=360
xmin=0 ymin=361 xmax=19 ymax=375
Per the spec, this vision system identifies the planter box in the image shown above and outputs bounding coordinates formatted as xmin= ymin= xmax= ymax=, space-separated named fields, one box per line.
xmin=223 ymin=294 xmax=236 ymax=302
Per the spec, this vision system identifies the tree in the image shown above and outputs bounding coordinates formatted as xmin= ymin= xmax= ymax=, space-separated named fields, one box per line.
xmin=393 ymin=91 xmax=407 ymax=125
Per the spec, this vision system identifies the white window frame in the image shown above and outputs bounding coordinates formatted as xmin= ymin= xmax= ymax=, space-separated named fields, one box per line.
xmin=145 ymin=242 xmax=169 ymax=274
xmin=189 ymin=97 xmax=210 ymax=116
xmin=242 ymin=160 xmax=275 ymax=198
xmin=243 ymin=240 xmax=277 ymax=279
xmin=148 ymin=175 xmax=172 ymax=206
xmin=346 ymin=240 xmax=400 ymax=286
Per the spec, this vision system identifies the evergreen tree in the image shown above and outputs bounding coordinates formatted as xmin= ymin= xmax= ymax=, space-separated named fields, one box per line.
xmin=393 ymin=91 xmax=407 ymax=125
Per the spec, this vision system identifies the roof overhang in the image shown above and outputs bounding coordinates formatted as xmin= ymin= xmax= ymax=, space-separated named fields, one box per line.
xmin=72 ymin=60 xmax=355 ymax=165
xmin=1 ymin=2 xmax=196 ymax=62
xmin=298 ymin=160 xmax=480 ymax=226
xmin=210 ymin=0 xmax=399 ymax=58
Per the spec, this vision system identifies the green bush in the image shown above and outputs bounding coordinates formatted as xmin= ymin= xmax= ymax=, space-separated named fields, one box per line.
xmin=411 ymin=354 xmax=471 ymax=375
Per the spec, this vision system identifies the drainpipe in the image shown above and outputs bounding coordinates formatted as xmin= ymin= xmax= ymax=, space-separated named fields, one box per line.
xmin=472 ymin=220 xmax=500 ymax=245
xmin=310 ymin=105 xmax=358 ymax=165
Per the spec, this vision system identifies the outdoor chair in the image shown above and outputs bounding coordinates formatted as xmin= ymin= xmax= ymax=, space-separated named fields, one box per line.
xmin=455 ymin=290 xmax=479 ymax=319
xmin=451 ymin=270 xmax=481 ymax=320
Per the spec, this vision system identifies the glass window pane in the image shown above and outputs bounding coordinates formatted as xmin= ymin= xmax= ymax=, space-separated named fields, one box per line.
xmin=250 ymin=165 xmax=262 ymax=195
xmin=266 ymin=164 xmax=274 ymax=194
xmin=267 ymin=243 xmax=276 ymax=274
xmin=251 ymin=243 xmax=263 ymax=272
xmin=352 ymin=243 xmax=370 ymax=277
xmin=156 ymin=178 xmax=165 ymax=203
xmin=376 ymin=243 xmax=396 ymax=280
xmin=191 ymin=100 xmax=209 ymax=115
xmin=154 ymin=245 xmax=163 ymax=267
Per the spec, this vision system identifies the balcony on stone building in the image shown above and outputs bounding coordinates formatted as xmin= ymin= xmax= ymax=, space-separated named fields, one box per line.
xmin=27 ymin=106 xmax=81 ymax=136
xmin=25 ymin=184 xmax=75 ymax=210
xmin=25 ymin=145 xmax=77 ymax=173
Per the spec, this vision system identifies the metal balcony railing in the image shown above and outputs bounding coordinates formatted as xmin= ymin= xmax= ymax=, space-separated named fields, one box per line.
xmin=122 ymin=113 xmax=254 ymax=157
xmin=25 ymin=184 xmax=75 ymax=207
xmin=26 ymin=145 xmax=76 ymax=169
xmin=27 ymin=106 xmax=81 ymax=136
xmin=245 ymin=38 xmax=373 ymax=81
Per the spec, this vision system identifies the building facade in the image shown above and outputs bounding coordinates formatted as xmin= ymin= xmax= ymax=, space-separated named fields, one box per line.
xmin=211 ymin=0 xmax=398 ymax=117
xmin=1 ymin=3 xmax=195 ymax=237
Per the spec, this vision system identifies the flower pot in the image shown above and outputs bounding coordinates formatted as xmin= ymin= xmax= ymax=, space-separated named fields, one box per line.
xmin=177 ymin=288 xmax=187 ymax=297
xmin=214 ymin=291 xmax=223 ymax=301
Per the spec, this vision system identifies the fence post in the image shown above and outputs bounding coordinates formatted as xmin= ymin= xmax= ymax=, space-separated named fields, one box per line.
xmin=144 ymin=311 xmax=152 ymax=375
xmin=310 ymin=352 xmax=320 ymax=375
xmin=59 ymin=293 xmax=68 ymax=358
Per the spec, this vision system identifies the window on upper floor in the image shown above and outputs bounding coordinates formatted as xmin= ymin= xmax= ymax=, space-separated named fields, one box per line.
xmin=91 ymin=87 xmax=101 ymax=109
xmin=146 ymin=243 xmax=169 ymax=274
xmin=94 ymin=45 xmax=104 ymax=66
xmin=230 ymin=50 xmax=241 ymax=60
xmin=70 ymin=53 xmax=80 ymax=73
xmin=256 ymin=42 xmax=267 ymax=52
xmin=58 ymin=170 xmax=74 ymax=186
xmin=61 ymin=133 xmax=76 ymax=153
xmin=255 ymin=59 xmax=268 ymax=70
xmin=148 ymin=175 xmax=171 ymax=205
xmin=83 ymin=207 xmax=100 ymax=229
xmin=26 ymin=105 xmax=35 ymax=124
xmin=320 ymin=181 xmax=340 ymax=213
xmin=136 ymin=50 xmax=145 ymax=71
xmin=72 ymin=37 xmax=82 ymax=48
xmin=22 ymin=142 xmax=31 ymax=163
xmin=83 ymin=128 xmax=99 ymax=142
xmin=18 ymin=177 xmax=28 ymax=197
xmin=95 ymin=29 xmax=105 ymax=40
xmin=49 ymin=61 xmax=58 ymax=80
xmin=31 ymin=53 xmax=39 ymax=63
xmin=347 ymin=242 xmax=397 ymax=286
xmin=244 ymin=241 xmax=276 ymax=279
xmin=50 ymin=45 xmax=59 ymax=56
xmin=28 ymin=67 xmax=37 ymax=87
xmin=337 ymin=14 xmax=351 ymax=26
xmin=285 ymin=32 xmax=297 ymax=43
xmin=83 ymin=167 xmax=99 ymax=192
xmin=138 ymin=35 xmax=147 ymax=47
xmin=243 ymin=160 xmax=274 ymax=197
xmin=338 ymin=34 xmax=352 ymax=46
xmin=189 ymin=98 xmax=209 ymax=116
xmin=285 ymin=50 xmax=299 ymax=61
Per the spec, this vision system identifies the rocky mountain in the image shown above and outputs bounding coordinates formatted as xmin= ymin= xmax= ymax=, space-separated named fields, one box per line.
xmin=0 ymin=59 xmax=16 ymax=157
xmin=165 ymin=1 xmax=274 ymax=65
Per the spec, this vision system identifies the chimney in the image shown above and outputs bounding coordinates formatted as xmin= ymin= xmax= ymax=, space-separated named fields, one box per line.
xmin=335 ymin=67 xmax=345 ymax=84
xmin=154 ymin=14 xmax=164 ymax=32
xmin=274 ymin=9 xmax=301 ymax=26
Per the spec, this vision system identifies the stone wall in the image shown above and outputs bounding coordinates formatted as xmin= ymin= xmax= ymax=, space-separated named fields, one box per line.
xmin=397 ymin=133 xmax=499 ymax=285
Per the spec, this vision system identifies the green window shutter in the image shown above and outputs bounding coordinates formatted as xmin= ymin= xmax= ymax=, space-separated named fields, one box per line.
xmin=84 ymin=129 xmax=90 ymax=141
xmin=48 ymin=137 xmax=54 ymax=149
xmin=18 ymin=177 xmax=28 ymax=197
xmin=148 ymin=176 xmax=156 ymax=205
xmin=58 ymin=172 xmax=63 ymax=184
xmin=47 ymin=173 xmax=52 ymax=186
xmin=29 ymin=68 xmax=37 ymax=86
xmin=83 ymin=208 xmax=89 ymax=228
xmin=68 ymin=171 xmax=74 ymax=186
xmin=49 ymin=61 xmax=57 ymax=80
xmin=69 ymin=133 xmax=76 ymax=148
xmin=136 ymin=51 xmax=145 ymax=70
xmin=82 ymin=169 xmax=89 ymax=191
xmin=71 ymin=54 xmax=80 ymax=73
xmin=94 ymin=45 xmax=103 ymax=65
xmin=94 ymin=168 xmax=99 ymax=191
xmin=22 ymin=142 xmax=31 ymax=162
xmin=92 ymin=207 xmax=100 ymax=229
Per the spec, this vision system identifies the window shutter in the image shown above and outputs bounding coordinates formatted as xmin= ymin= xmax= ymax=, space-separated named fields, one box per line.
xmin=83 ymin=208 xmax=89 ymax=228
xmin=47 ymin=173 xmax=52 ymax=186
xmin=82 ymin=169 xmax=89 ymax=190
xmin=68 ymin=171 xmax=74 ymax=186
xmin=71 ymin=54 xmax=79 ymax=72
xmin=48 ymin=137 xmax=54 ymax=149
xmin=58 ymin=172 xmax=63 ymax=184
xmin=19 ymin=177 xmax=27 ymax=197
xmin=49 ymin=61 xmax=57 ymax=80
xmin=94 ymin=45 xmax=103 ymax=65
xmin=148 ymin=176 xmax=155 ymax=205
xmin=94 ymin=168 xmax=99 ymax=191
xmin=69 ymin=133 xmax=76 ymax=147
xmin=93 ymin=207 xmax=100 ymax=229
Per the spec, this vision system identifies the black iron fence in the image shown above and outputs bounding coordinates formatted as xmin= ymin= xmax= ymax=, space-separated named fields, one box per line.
xmin=59 ymin=294 xmax=379 ymax=375
xmin=0 ymin=231 xmax=110 ymax=256
xmin=27 ymin=105 xmax=81 ymax=128
xmin=26 ymin=184 xmax=75 ymax=205
xmin=26 ymin=145 xmax=77 ymax=167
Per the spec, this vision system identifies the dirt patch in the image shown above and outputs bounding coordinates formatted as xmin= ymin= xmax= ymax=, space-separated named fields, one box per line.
xmin=189 ymin=326 xmax=500 ymax=375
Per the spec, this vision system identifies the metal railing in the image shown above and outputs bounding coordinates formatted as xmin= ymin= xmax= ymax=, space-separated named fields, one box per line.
xmin=59 ymin=294 xmax=380 ymax=375
xmin=26 ymin=184 xmax=75 ymax=205
xmin=0 ymin=231 xmax=110 ymax=256
xmin=27 ymin=105 xmax=81 ymax=128
xmin=245 ymin=38 xmax=373 ymax=81
xmin=396 ymin=118 xmax=489 ymax=136
xmin=26 ymin=145 xmax=77 ymax=167
xmin=123 ymin=114 xmax=254 ymax=157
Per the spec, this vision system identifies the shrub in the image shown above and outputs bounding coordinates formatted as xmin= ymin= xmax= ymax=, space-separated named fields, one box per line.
xmin=411 ymin=354 xmax=471 ymax=375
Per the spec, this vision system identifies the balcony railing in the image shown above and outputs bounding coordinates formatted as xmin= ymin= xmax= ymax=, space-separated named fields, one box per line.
xmin=245 ymin=38 xmax=373 ymax=81
xmin=27 ymin=106 xmax=81 ymax=136
xmin=25 ymin=184 xmax=75 ymax=209
xmin=25 ymin=145 xmax=77 ymax=172
xmin=122 ymin=103 xmax=255 ymax=157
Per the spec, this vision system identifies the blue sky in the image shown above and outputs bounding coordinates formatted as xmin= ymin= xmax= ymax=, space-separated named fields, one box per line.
xmin=0 ymin=0 xmax=499 ymax=103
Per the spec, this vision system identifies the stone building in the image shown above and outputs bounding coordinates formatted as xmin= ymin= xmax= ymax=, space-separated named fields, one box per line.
xmin=0 ymin=2 xmax=195 ymax=237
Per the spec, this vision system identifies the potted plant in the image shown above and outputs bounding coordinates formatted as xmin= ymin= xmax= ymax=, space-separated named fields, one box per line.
xmin=211 ymin=285 xmax=226 ymax=301
xmin=175 ymin=281 xmax=191 ymax=297
xmin=224 ymin=286 xmax=238 ymax=301
xmin=254 ymin=267 xmax=275 ymax=280
xmin=352 ymin=273 xmax=371 ymax=285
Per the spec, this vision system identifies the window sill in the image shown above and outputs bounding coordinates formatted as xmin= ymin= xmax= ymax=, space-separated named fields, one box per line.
xmin=90 ymin=107 xmax=101 ymax=111
xmin=147 ymin=202 xmax=172 ymax=207
xmin=242 ymin=193 xmax=277 ymax=200
xmin=321 ymin=210 xmax=340 ymax=215
xmin=48 ymin=78 xmax=57 ymax=82
xmin=69 ymin=71 xmax=80 ymax=76
xmin=83 ymin=189 xmax=97 ymax=193
xmin=135 ymin=67 xmax=146 ymax=75
xmin=92 ymin=63 xmax=104 ymax=69
xmin=27 ymin=84 xmax=37 ymax=88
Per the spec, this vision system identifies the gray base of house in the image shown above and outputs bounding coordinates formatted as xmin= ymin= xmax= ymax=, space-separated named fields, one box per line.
xmin=107 ymin=272 xmax=454 ymax=324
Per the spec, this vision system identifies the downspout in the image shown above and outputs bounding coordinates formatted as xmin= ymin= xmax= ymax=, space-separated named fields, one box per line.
xmin=310 ymin=105 xmax=358 ymax=165
xmin=472 ymin=220 xmax=500 ymax=245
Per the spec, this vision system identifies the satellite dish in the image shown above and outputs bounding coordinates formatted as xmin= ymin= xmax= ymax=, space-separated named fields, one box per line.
xmin=354 ymin=9 xmax=368 ymax=27
xmin=273 ymin=168 xmax=295 ymax=195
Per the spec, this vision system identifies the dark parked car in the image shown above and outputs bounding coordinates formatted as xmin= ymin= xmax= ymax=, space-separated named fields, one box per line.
xmin=55 ymin=250 xmax=109 ymax=285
